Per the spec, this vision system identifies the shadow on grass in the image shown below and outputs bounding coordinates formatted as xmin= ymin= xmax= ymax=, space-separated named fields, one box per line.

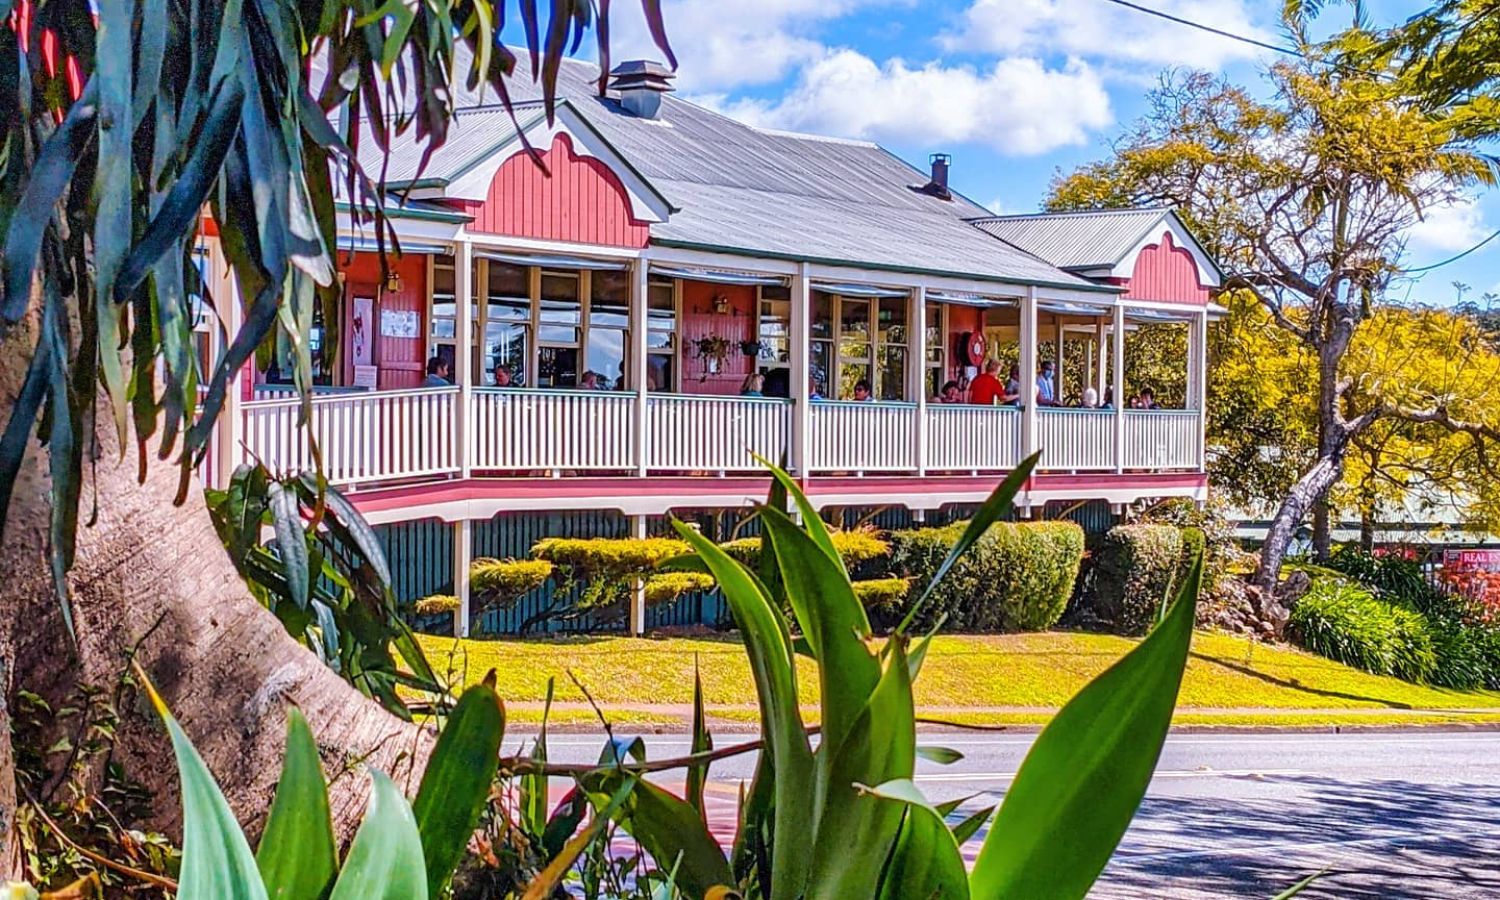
xmin=1189 ymin=651 xmax=1415 ymax=709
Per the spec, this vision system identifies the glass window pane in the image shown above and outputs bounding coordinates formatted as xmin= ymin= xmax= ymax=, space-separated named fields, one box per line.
xmin=590 ymin=296 xmax=629 ymax=329
xmin=432 ymin=257 xmax=455 ymax=298
xmin=541 ymin=271 xmax=579 ymax=303
xmin=926 ymin=303 xmax=943 ymax=349
xmin=878 ymin=297 xmax=907 ymax=345
xmin=586 ymin=327 xmax=626 ymax=390
xmin=811 ymin=291 xmax=834 ymax=340
xmin=538 ymin=346 xmax=579 ymax=388
xmin=592 ymin=269 xmax=629 ymax=305
xmin=485 ymin=262 xmax=529 ymax=324
xmin=431 ymin=318 xmax=456 ymax=340
xmin=879 ymin=345 xmax=906 ymax=401
xmin=539 ymin=270 xmax=581 ymax=339
xmin=647 ymin=353 xmax=675 ymax=392
xmin=840 ymin=340 xmax=871 ymax=361
xmin=810 ymin=341 xmax=832 ymax=397
xmin=646 ymin=330 xmax=674 ymax=351
xmin=648 ymin=280 xmax=674 ymax=311
xmin=483 ymin=322 xmax=528 ymax=386
xmin=840 ymin=297 xmax=871 ymax=339
xmin=538 ymin=324 xmax=581 ymax=345
xmin=761 ymin=284 xmax=790 ymax=301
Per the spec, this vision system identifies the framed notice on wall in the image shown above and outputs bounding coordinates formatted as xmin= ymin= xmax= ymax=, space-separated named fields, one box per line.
xmin=352 ymin=365 xmax=378 ymax=390
xmin=351 ymin=296 xmax=375 ymax=368
xmin=381 ymin=308 xmax=418 ymax=338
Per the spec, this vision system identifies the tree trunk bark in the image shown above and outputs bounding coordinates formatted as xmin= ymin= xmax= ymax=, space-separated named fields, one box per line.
xmin=0 ymin=316 xmax=428 ymax=846
xmin=1359 ymin=508 xmax=1376 ymax=553
xmin=1312 ymin=498 xmax=1332 ymax=561
xmin=1255 ymin=456 xmax=1345 ymax=597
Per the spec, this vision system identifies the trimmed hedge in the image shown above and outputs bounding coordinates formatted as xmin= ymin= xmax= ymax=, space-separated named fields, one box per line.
xmin=886 ymin=520 xmax=1084 ymax=632
xmin=471 ymin=558 xmax=553 ymax=605
xmin=1290 ymin=578 xmax=1437 ymax=683
xmin=720 ymin=529 xmax=890 ymax=571
xmin=414 ymin=594 xmax=459 ymax=616
xmin=852 ymin=577 xmax=911 ymax=611
xmin=1089 ymin=524 xmax=1191 ymax=635
xmin=643 ymin=571 xmax=717 ymax=605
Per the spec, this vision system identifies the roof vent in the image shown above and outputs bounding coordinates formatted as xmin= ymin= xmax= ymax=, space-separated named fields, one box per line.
xmin=609 ymin=60 xmax=675 ymax=119
xmin=923 ymin=153 xmax=952 ymax=201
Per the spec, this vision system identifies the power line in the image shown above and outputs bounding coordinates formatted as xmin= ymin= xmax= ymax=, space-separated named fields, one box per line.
xmin=1401 ymin=226 xmax=1500 ymax=274
xmin=1098 ymin=0 xmax=1307 ymax=60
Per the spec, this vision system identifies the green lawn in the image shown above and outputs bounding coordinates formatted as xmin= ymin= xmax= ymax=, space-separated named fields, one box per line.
xmin=415 ymin=630 xmax=1500 ymax=729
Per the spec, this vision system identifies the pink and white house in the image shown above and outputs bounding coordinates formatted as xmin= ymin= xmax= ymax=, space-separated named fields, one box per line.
xmin=200 ymin=55 xmax=1224 ymax=634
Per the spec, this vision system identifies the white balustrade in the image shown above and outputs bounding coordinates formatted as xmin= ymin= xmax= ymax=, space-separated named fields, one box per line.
xmin=646 ymin=394 xmax=792 ymax=472
xmin=242 ymin=387 xmax=460 ymax=485
xmin=469 ymin=388 xmax=637 ymax=471
xmin=810 ymin=402 xmax=919 ymax=473
xmin=926 ymin=405 xmax=1021 ymax=471
xmin=1036 ymin=408 xmax=1116 ymax=471
xmin=1124 ymin=410 xmax=1201 ymax=470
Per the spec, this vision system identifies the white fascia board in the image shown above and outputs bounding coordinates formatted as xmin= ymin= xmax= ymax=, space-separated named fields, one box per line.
xmin=457 ymin=230 xmax=646 ymax=260
xmin=1109 ymin=216 xmax=1222 ymax=288
xmin=335 ymin=211 xmax=463 ymax=244
xmin=443 ymin=105 xmax=671 ymax=224
xmin=644 ymin=244 xmax=800 ymax=276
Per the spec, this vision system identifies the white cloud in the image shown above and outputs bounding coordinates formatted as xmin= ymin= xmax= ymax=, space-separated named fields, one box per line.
xmin=945 ymin=0 xmax=1272 ymax=71
xmin=714 ymin=49 xmax=1112 ymax=156
xmin=607 ymin=0 xmax=886 ymax=92
xmin=1409 ymin=197 xmax=1488 ymax=253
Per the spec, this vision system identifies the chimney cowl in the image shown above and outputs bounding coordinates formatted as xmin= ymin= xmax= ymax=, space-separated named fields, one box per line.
xmin=925 ymin=152 xmax=952 ymax=201
xmin=608 ymin=60 xmax=676 ymax=119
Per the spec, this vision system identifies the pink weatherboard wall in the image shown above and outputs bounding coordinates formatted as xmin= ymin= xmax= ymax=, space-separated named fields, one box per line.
xmin=679 ymin=280 xmax=757 ymax=395
xmin=465 ymin=133 xmax=650 ymax=249
xmin=1121 ymin=231 xmax=1210 ymax=304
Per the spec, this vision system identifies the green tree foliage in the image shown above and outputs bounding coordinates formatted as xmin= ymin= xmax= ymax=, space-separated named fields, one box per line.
xmin=1049 ymin=48 xmax=1500 ymax=592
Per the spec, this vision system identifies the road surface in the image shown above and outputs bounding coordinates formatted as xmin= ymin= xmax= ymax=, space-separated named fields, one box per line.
xmin=521 ymin=730 xmax=1500 ymax=898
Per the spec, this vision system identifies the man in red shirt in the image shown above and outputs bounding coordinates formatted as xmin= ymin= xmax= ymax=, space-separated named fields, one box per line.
xmin=968 ymin=359 xmax=1004 ymax=405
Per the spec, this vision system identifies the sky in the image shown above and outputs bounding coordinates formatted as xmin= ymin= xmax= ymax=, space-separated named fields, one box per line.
xmin=509 ymin=0 xmax=1499 ymax=305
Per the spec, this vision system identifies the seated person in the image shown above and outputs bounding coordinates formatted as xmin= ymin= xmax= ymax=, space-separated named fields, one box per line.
xmin=1133 ymin=387 xmax=1162 ymax=409
xmin=422 ymin=356 xmax=450 ymax=387
xmin=1002 ymin=363 xmax=1022 ymax=404
xmin=1082 ymin=387 xmax=1099 ymax=408
xmin=580 ymin=370 xmax=602 ymax=390
xmin=935 ymin=380 xmax=963 ymax=404
xmin=1100 ymin=387 xmax=1115 ymax=410
xmin=493 ymin=363 xmax=514 ymax=387
xmin=852 ymin=379 xmax=873 ymax=402
xmin=1036 ymin=360 xmax=1059 ymax=407
xmin=968 ymin=359 xmax=1004 ymax=405
xmin=741 ymin=372 xmax=765 ymax=397
xmin=809 ymin=376 xmax=824 ymax=400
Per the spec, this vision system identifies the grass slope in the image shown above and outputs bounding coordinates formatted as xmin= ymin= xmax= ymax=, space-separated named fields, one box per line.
xmin=416 ymin=630 xmax=1500 ymax=728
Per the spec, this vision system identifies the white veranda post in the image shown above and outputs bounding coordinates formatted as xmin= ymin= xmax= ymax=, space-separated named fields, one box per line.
xmin=1112 ymin=304 xmax=1126 ymax=473
xmin=455 ymin=240 xmax=474 ymax=478
xmin=910 ymin=286 xmax=927 ymax=475
xmin=790 ymin=262 xmax=811 ymax=478
xmin=452 ymin=519 xmax=473 ymax=638
xmin=1020 ymin=287 xmax=1038 ymax=471
xmin=631 ymin=260 xmax=650 ymax=476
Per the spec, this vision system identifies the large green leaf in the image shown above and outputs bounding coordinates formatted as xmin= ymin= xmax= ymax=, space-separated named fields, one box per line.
xmin=672 ymin=520 xmax=814 ymax=900
xmin=758 ymin=505 xmax=878 ymax=784
xmin=757 ymin=457 xmax=842 ymax=573
xmin=524 ymin=777 xmax=636 ymax=900
xmin=968 ymin=555 xmax=1203 ymax=900
xmin=328 ymin=771 xmax=428 ymax=900
xmin=584 ymin=771 xmax=734 ymax=898
xmin=143 ymin=675 xmax=268 ymax=900
xmin=412 ymin=681 xmax=506 ymax=898
xmin=256 ymin=709 xmax=337 ymax=900
xmin=865 ymin=779 xmax=970 ymax=900
xmin=899 ymin=452 xmax=1038 ymax=633
xmin=805 ymin=638 xmax=916 ymax=900
xmin=267 ymin=481 xmax=309 ymax=609
xmin=686 ymin=659 xmax=712 ymax=818
xmin=520 ymin=678 xmax=555 ymax=837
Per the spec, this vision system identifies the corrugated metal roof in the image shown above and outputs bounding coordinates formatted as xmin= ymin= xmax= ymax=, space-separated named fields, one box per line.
xmin=970 ymin=208 xmax=1172 ymax=271
xmin=333 ymin=48 xmax=1108 ymax=289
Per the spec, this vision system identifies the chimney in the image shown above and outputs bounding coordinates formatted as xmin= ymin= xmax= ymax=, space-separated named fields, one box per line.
xmin=609 ymin=60 xmax=676 ymax=119
xmin=926 ymin=153 xmax=952 ymax=200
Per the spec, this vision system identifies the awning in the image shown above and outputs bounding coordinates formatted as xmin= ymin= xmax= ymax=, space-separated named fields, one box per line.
xmin=650 ymin=264 xmax=787 ymax=286
xmin=1126 ymin=308 xmax=1198 ymax=324
xmin=927 ymin=290 xmax=1015 ymax=308
xmin=1038 ymin=300 xmax=1113 ymax=317
xmin=336 ymin=236 xmax=450 ymax=255
xmin=479 ymin=250 xmax=628 ymax=271
xmin=811 ymin=281 xmax=908 ymax=298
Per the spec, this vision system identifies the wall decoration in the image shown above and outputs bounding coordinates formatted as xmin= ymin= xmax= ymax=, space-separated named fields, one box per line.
xmin=351 ymin=296 xmax=375 ymax=367
xmin=380 ymin=308 xmax=419 ymax=339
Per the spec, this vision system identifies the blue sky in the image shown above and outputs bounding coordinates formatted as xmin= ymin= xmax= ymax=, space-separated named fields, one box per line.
xmin=523 ymin=0 xmax=1498 ymax=305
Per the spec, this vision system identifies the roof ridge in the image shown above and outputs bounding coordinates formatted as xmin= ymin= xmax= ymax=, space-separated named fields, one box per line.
xmin=969 ymin=206 xmax=1173 ymax=223
xmin=748 ymin=125 xmax=880 ymax=148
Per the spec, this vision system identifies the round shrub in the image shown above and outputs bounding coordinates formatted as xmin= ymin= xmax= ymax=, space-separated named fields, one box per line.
xmin=851 ymin=577 xmax=911 ymax=612
xmin=1088 ymin=524 xmax=1188 ymax=635
xmin=1289 ymin=578 xmax=1437 ymax=683
xmin=414 ymin=594 xmax=459 ymax=616
xmin=887 ymin=520 xmax=1084 ymax=632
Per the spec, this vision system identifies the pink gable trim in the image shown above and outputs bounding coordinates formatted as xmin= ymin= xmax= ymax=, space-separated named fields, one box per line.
xmin=1121 ymin=231 xmax=1209 ymax=305
xmin=466 ymin=133 xmax=650 ymax=248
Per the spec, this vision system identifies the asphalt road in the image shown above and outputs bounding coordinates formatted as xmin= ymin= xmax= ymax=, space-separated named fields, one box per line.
xmin=522 ymin=730 xmax=1500 ymax=898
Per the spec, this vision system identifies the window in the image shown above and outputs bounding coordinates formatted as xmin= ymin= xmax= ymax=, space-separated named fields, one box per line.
xmin=808 ymin=290 xmax=913 ymax=400
xmin=810 ymin=290 xmax=834 ymax=398
xmin=757 ymin=284 xmax=791 ymax=397
xmin=588 ymin=270 xmax=630 ymax=390
xmin=484 ymin=261 xmax=530 ymax=385
xmin=838 ymin=296 xmax=873 ymax=399
xmin=877 ymin=297 xmax=907 ymax=401
xmin=647 ymin=278 xmax=677 ymax=392
xmin=925 ymin=302 xmax=946 ymax=399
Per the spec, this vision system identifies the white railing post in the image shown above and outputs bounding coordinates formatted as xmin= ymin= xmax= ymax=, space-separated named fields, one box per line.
xmin=1020 ymin=287 xmax=1038 ymax=467
xmin=1194 ymin=308 xmax=1209 ymax=472
xmin=1113 ymin=304 xmax=1126 ymax=473
xmin=455 ymin=240 xmax=474 ymax=478
xmin=1095 ymin=319 xmax=1108 ymax=398
xmin=453 ymin=518 xmax=472 ymax=638
xmin=911 ymin=286 xmax=927 ymax=476
xmin=629 ymin=514 xmax=647 ymax=635
xmin=631 ymin=260 xmax=649 ymax=477
xmin=790 ymin=262 xmax=811 ymax=477
xmin=213 ymin=238 xmax=244 ymax=488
